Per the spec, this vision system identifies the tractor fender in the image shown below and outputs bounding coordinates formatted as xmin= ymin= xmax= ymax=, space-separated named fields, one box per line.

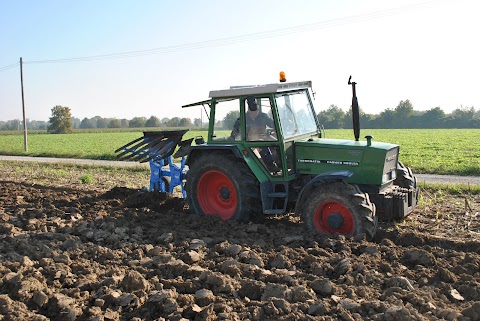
xmin=294 ymin=170 xmax=354 ymax=217
xmin=186 ymin=145 xmax=243 ymax=167
xmin=186 ymin=144 xmax=270 ymax=185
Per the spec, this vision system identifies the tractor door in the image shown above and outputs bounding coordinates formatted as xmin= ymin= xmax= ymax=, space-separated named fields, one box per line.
xmin=242 ymin=96 xmax=290 ymax=215
xmin=242 ymin=96 xmax=284 ymax=177
xmin=275 ymin=89 xmax=319 ymax=175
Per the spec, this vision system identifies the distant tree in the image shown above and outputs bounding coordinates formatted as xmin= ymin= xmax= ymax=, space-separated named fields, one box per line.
xmin=108 ymin=119 xmax=122 ymax=128
xmin=72 ymin=117 xmax=81 ymax=129
xmin=3 ymin=121 xmax=10 ymax=130
xmin=395 ymin=100 xmax=414 ymax=117
xmin=193 ymin=118 xmax=202 ymax=127
xmin=394 ymin=100 xmax=414 ymax=128
xmin=179 ymin=117 xmax=192 ymax=127
xmin=96 ymin=118 xmax=109 ymax=129
xmin=145 ymin=116 xmax=161 ymax=127
xmin=446 ymin=106 xmax=476 ymax=128
xmin=38 ymin=121 xmax=48 ymax=130
xmin=90 ymin=116 xmax=102 ymax=128
xmin=120 ymin=119 xmax=129 ymax=128
xmin=317 ymin=105 xmax=346 ymax=129
xmin=129 ymin=117 xmax=147 ymax=128
xmin=360 ymin=110 xmax=375 ymax=128
xmin=377 ymin=109 xmax=396 ymax=128
xmin=0 ymin=120 xmax=12 ymax=130
xmin=47 ymin=105 xmax=72 ymax=134
xmin=452 ymin=106 xmax=475 ymax=121
xmin=223 ymin=111 xmax=240 ymax=130
xmin=4 ymin=119 xmax=20 ymax=131
xmin=27 ymin=120 xmax=36 ymax=130
xmin=79 ymin=117 xmax=95 ymax=129
xmin=166 ymin=117 xmax=180 ymax=127
xmin=418 ymin=107 xmax=445 ymax=128
xmin=161 ymin=117 xmax=170 ymax=126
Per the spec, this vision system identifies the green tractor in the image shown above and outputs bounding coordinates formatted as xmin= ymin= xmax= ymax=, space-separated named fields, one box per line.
xmin=116 ymin=74 xmax=419 ymax=239
xmin=182 ymin=74 xmax=418 ymax=239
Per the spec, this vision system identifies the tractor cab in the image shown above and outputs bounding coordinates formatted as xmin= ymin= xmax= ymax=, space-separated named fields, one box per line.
xmin=183 ymin=80 xmax=320 ymax=180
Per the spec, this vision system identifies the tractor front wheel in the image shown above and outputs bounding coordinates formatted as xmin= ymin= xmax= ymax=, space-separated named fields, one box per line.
xmin=185 ymin=153 xmax=261 ymax=222
xmin=394 ymin=161 xmax=417 ymax=190
xmin=303 ymin=181 xmax=377 ymax=238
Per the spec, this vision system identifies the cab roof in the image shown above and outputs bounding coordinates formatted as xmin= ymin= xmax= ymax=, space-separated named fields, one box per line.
xmin=209 ymin=80 xmax=312 ymax=98
xmin=182 ymin=80 xmax=312 ymax=108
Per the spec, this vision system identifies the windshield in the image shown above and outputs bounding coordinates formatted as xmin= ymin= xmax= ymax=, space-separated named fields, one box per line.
xmin=275 ymin=89 xmax=318 ymax=139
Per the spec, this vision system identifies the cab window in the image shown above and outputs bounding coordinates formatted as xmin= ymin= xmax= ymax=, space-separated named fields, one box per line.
xmin=212 ymin=98 xmax=240 ymax=141
xmin=245 ymin=97 xmax=277 ymax=142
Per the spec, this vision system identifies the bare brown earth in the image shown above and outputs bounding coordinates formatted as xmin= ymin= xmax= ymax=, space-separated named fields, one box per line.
xmin=0 ymin=161 xmax=479 ymax=321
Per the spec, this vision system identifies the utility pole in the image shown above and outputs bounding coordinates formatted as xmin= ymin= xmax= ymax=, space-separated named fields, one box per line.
xmin=20 ymin=57 xmax=28 ymax=152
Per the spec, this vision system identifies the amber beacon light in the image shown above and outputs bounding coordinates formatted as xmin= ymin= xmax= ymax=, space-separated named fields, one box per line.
xmin=279 ymin=71 xmax=286 ymax=82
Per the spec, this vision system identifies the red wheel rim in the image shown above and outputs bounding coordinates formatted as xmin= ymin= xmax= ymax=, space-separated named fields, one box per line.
xmin=313 ymin=201 xmax=355 ymax=235
xmin=197 ymin=170 xmax=237 ymax=220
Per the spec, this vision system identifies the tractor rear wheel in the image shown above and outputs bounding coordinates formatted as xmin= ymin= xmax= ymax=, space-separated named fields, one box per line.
xmin=302 ymin=181 xmax=377 ymax=238
xmin=185 ymin=153 xmax=261 ymax=222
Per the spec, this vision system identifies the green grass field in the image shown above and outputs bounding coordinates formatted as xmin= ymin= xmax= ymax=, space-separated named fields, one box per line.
xmin=325 ymin=129 xmax=480 ymax=176
xmin=0 ymin=128 xmax=203 ymax=159
xmin=0 ymin=128 xmax=479 ymax=176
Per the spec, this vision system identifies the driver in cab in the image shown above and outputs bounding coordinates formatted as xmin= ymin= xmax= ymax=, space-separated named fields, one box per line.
xmin=231 ymin=96 xmax=275 ymax=141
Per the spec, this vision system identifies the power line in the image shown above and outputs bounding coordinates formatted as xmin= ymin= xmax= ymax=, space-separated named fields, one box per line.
xmin=23 ymin=0 xmax=448 ymax=65
xmin=0 ymin=63 xmax=19 ymax=72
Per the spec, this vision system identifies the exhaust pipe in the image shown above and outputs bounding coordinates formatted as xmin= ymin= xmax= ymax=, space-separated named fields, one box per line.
xmin=348 ymin=76 xmax=360 ymax=141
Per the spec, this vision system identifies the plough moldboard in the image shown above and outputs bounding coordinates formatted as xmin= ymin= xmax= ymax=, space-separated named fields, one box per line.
xmin=114 ymin=130 xmax=193 ymax=196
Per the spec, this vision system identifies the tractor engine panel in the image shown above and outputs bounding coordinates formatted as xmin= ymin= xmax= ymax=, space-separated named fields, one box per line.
xmin=294 ymin=138 xmax=399 ymax=186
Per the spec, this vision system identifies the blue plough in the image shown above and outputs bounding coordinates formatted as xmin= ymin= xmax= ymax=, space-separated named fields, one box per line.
xmin=114 ymin=130 xmax=193 ymax=197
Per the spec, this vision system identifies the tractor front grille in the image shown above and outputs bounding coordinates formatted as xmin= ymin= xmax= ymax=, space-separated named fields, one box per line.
xmin=383 ymin=147 xmax=399 ymax=176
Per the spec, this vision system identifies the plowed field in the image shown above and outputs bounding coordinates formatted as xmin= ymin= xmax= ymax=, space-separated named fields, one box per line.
xmin=0 ymin=162 xmax=479 ymax=321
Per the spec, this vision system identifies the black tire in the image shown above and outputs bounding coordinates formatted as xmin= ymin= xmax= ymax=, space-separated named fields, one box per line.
xmin=395 ymin=161 xmax=417 ymax=190
xmin=185 ymin=152 xmax=261 ymax=223
xmin=302 ymin=181 xmax=377 ymax=239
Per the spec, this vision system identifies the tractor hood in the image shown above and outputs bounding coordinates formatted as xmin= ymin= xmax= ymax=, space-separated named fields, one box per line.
xmin=294 ymin=138 xmax=399 ymax=186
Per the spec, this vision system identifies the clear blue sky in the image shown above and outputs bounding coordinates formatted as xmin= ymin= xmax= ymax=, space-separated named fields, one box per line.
xmin=1 ymin=0 xmax=478 ymax=122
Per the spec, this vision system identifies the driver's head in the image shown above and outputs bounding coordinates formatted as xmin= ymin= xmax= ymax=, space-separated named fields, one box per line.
xmin=246 ymin=96 xmax=258 ymax=111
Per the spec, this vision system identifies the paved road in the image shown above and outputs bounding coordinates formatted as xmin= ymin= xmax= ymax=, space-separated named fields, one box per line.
xmin=415 ymin=174 xmax=480 ymax=186
xmin=0 ymin=155 xmax=147 ymax=167
xmin=1 ymin=155 xmax=479 ymax=185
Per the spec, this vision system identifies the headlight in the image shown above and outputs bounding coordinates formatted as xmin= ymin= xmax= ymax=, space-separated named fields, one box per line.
xmin=383 ymin=170 xmax=396 ymax=183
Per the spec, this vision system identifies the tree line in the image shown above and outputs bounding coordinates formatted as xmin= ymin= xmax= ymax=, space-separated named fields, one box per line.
xmin=0 ymin=107 xmax=205 ymax=132
xmin=75 ymin=115 xmax=202 ymax=129
xmin=317 ymin=100 xmax=480 ymax=129
xmin=1 ymin=100 xmax=478 ymax=133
